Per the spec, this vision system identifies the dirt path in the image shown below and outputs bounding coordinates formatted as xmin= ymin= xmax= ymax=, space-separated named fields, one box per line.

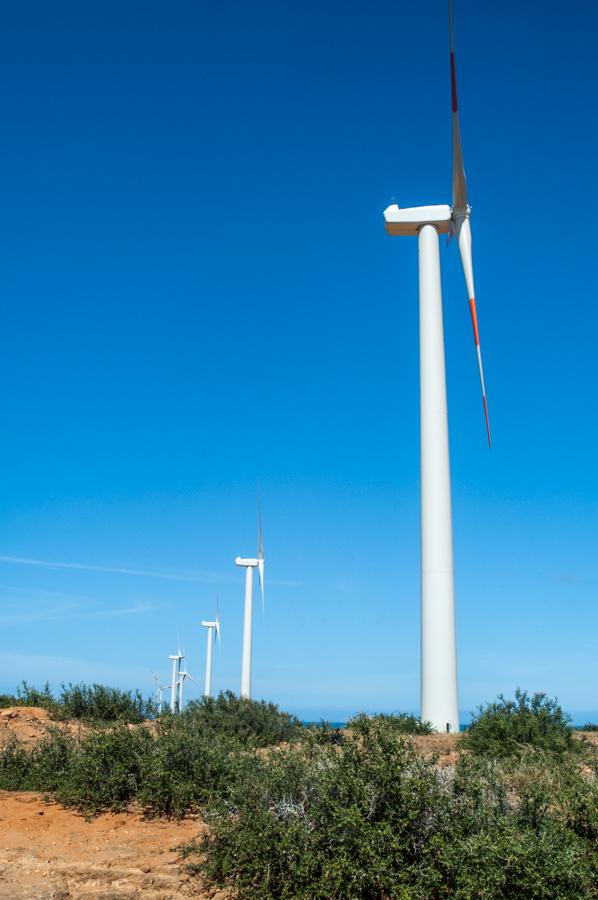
xmin=0 ymin=791 xmax=216 ymax=899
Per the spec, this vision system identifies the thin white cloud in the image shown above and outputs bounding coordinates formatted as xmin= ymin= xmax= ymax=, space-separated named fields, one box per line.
xmin=0 ymin=554 xmax=300 ymax=588
xmin=0 ymin=554 xmax=225 ymax=583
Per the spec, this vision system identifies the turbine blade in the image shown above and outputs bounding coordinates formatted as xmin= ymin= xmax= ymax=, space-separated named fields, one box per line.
xmin=257 ymin=491 xmax=264 ymax=561
xmin=457 ymin=216 xmax=491 ymax=447
xmin=449 ymin=0 xmax=468 ymax=211
xmin=258 ymin=559 xmax=265 ymax=614
xmin=257 ymin=490 xmax=265 ymax=613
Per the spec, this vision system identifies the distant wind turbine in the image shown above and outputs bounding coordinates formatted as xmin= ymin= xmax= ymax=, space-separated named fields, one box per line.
xmin=151 ymin=672 xmax=170 ymax=715
xmin=169 ymin=649 xmax=183 ymax=713
xmin=235 ymin=501 xmax=265 ymax=700
xmin=201 ymin=595 xmax=221 ymax=698
xmin=382 ymin=1 xmax=490 ymax=733
xmin=177 ymin=666 xmax=196 ymax=713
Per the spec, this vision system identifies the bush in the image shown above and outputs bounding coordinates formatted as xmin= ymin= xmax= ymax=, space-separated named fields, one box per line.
xmin=0 ymin=708 xmax=273 ymax=818
xmin=52 ymin=683 xmax=155 ymax=724
xmin=0 ymin=693 xmax=18 ymax=709
xmin=509 ymin=748 xmax=598 ymax=842
xmin=184 ymin=691 xmax=301 ymax=747
xmin=0 ymin=728 xmax=73 ymax=792
xmin=349 ymin=711 xmax=433 ymax=736
xmin=137 ymin=716 xmax=241 ymax=817
xmin=0 ymin=736 xmax=34 ymax=789
xmin=53 ymin=725 xmax=153 ymax=815
xmin=460 ymin=689 xmax=576 ymax=758
xmin=583 ymin=723 xmax=598 ymax=731
xmin=182 ymin=718 xmax=596 ymax=898
xmin=0 ymin=681 xmax=155 ymax=723
xmin=12 ymin=681 xmax=57 ymax=714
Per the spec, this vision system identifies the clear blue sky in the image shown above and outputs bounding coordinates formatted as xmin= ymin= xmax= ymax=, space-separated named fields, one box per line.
xmin=0 ymin=0 xmax=596 ymax=723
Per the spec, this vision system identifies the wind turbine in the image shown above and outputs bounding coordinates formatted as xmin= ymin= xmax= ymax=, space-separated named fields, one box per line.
xmin=177 ymin=666 xmax=196 ymax=713
xmin=201 ymin=595 xmax=221 ymax=698
xmin=234 ymin=502 xmax=265 ymax=700
xmin=383 ymin=1 xmax=490 ymax=733
xmin=151 ymin=672 xmax=170 ymax=715
xmin=168 ymin=649 xmax=183 ymax=714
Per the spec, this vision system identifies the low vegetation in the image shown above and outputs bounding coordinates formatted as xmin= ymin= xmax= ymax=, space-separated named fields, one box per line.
xmin=0 ymin=685 xmax=597 ymax=897
xmin=460 ymin=688 xmax=578 ymax=758
xmin=348 ymin=711 xmax=433 ymax=735
xmin=0 ymin=691 xmax=301 ymax=818
xmin=0 ymin=680 xmax=154 ymax=723
xmin=185 ymin=690 xmax=302 ymax=746
xmin=183 ymin=719 xmax=597 ymax=898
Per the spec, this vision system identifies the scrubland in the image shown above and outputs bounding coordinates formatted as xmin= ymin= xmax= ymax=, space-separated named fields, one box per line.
xmin=0 ymin=685 xmax=597 ymax=898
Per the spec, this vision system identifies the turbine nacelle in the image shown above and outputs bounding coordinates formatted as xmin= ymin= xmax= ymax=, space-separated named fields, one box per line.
xmin=384 ymin=203 xmax=452 ymax=237
xmin=235 ymin=556 xmax=259 ymax=567
xmin=201 ymin=620 xmax=217 ymax=628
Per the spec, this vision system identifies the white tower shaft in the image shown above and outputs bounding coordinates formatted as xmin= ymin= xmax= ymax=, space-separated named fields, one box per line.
xmin=418 ymin=224 xmax=459 ymax=733
xmin=204 ymin=626 xmax=214 ymax=698
xmin=170 ymin=657 xmax=178 ymax=714
xmin=240 ymin=566 xmax=253 ymax=699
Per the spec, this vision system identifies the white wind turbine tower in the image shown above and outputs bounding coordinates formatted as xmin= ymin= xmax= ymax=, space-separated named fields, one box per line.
xmin=383 ymin=1 xmax=490 ymax=733
xmin=201 ymin=595 xmax=221 ymax=698
xmin=168 ymin=649 xmax=183 ymax=714
xmin=177 ymin=665 xmax=196 ymax=713
xmin=151 ymin=672 xmax=170 ymax=715
xmin=234 ymin=502 xmax=265 ymax=700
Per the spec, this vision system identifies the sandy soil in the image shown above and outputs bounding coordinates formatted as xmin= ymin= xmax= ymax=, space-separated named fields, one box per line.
xmin=0 ymin=791 xmax=215 ymax=899
xmin=0 ymin=708 xmax=86 ymax=749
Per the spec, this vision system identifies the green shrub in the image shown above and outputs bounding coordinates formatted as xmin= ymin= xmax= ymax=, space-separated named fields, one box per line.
xmin=16 ymin=681 xmax=57 ymax=714
xmin=184 ymin=691 xmax=301 ymax=747
xmin=52 ymin=683 xmax=155 ymax=723
xmin=0 ymin=681 xmax=155 ymax=723
xmin=53 ymin=725 xmax=153 ymax=815
xmin=137 ymin=716 xmax=241 ymax=817
xmin=182 ymin=718 xmax=597 ymax=898
xmin=0 ymin=728 xmax=73 ymax=792
xmin=509 ymin=748 xmax=598 ymax=842
xmin=0 ymin=714 xmax=247 ymax=818
xmin=583 ymin=723 xmax=598 ymax=731
xmin=349 ymin=711 xmax=433 ymax=736
xmin=0 ymin=692 xmax=18 ymax=709
xmin=460 ymin=689 xmax=576 ymax=758
xmin=0 ymin=736 xmax=34 ymax=789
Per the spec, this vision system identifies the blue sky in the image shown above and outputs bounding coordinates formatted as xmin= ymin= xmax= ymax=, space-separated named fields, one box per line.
xmin=0 ymin=0 xmax=596 ymax=723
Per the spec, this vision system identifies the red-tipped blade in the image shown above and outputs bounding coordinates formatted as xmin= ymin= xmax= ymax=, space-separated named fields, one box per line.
xmin=468 ymin=297 xmax=491 ymax=448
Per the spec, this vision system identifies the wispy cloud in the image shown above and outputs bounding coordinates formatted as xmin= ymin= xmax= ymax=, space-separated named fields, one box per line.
xmin=0 ymin=554 xmax=224 ymax=584
xmin=0 ymin=554 xmax=300 ymax=588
